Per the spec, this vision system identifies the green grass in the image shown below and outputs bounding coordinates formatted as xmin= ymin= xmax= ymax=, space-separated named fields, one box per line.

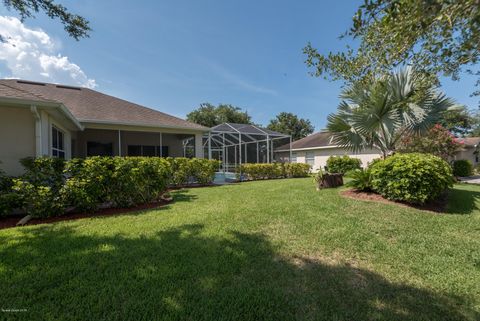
xmin=0 ymin=178 xmax=479 ymax=321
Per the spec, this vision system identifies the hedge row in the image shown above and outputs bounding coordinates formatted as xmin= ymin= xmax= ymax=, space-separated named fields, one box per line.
xmin=0 ymin=157 xmax=220 ymax=218
xmin=237 ymin=163 xmax=311 ymax=180
xmin=326 ymin=155 xmax=362 ymax=174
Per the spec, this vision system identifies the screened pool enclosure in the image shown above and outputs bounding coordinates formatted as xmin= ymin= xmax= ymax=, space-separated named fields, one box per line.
xmin=184 ymin=123 xmax=292 ymax=172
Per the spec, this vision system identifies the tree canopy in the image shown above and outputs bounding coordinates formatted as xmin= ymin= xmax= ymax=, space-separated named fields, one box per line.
xmin=304 ymin=0 xmax=480 ymax=101
xmin=397 ymin=124 xmax=462 ymax=160
xmin=327 ymin=67 xmax=456 ymax=158
xmin=186 ymin=103 xmax=252 ymax=128
xmin=267 ymin=112 xmax=314 ymax=141
xmin=438 ymin=106 xmax=476 ymax=137
xmin=2 ymin=0 xmax=90 ymax=40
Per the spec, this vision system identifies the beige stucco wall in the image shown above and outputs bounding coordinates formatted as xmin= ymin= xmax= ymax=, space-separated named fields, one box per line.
xmin=0 ymin=106 xmax=36 ymax=175
xmin=276 ymin=147 xmax=382 ymax=171
xmin=454 ymin=147 xmax=478 ymax=166
xmin=0 ymin=105 xmax=74 ymax=176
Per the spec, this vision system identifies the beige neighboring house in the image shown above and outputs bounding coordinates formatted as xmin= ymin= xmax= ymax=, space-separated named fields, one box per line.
xmin=455 ymin=137 xmax=480 ymax=166
xmin=275 ymin=131 xmax=480 ymax=171
xmin=0 ymin=79 xmax=209 ymax=176
xmin=275 ymin=131 xmax=382 ymax=171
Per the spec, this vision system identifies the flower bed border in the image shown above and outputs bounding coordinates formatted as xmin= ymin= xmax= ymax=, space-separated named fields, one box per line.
xmin=340 ymin=188 xmax=449 ymax=213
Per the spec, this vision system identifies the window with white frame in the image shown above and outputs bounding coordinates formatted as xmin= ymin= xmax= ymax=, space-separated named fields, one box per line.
xmin=305 ymin=151 xmax=315 ymax=166
xmin=291 ymin=152 xmax=297 ymax=163
xmin=51 ymin=125 xmax=65 ymax=159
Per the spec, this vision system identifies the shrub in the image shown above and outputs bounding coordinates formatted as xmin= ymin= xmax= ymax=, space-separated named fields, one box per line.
xmin=63 ymin=157 xmax=172 ymax=210
xmin=452 ymin=159 xmax=473 ymax=177
xmin=12 ymin=179 xmax=64 ymax=218
xmin=326 ymin=156 xmax=361 ymax=174
xmin=284 ymin=163 xmax=311 ymax=177
xmin=0 ymin=192 xmax=22 ymax=217
xmin=62 ymin=157 xmax=115 ymax=211
xmin=370 ymin=153 xmax=454 ymax=204
xmin=189 ymin=158 xmax=221 ymax=185
xmin=166 ymin=157 xmax=191 ymax=186
xmin=237 ymin=163 xmax=280 ymax=180
xmin=238 ymin=163 xmax=311 ymax=180
xmin=166 ymin=157 xmax=220 ymax=186
xmin=345 ymin=168 xmax=373 ymax=192
xmin=20 ymin=156 xmax=65 ymax=189
xmin=109 ymin=157 xmax=172 ymax=207
xmin=10 ymin=157 xmax=67 ymax=217
xmin=0 ymin=162 xmax=21 ymax=216
xmin=6 ymin=156 xmax=222 ymax=217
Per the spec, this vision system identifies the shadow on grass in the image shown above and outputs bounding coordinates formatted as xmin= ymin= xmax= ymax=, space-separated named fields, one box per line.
xmin=446 ymin=186 xmax=480 ymax=214
xmin=170 ymin=189 xmax=198 ymax=203
xmin=0 ymin=225 xmax=477 ymax=321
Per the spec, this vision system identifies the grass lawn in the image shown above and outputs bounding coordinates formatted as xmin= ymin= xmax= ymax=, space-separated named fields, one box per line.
xmin=0 ymin=178 xmax=479 ymax=321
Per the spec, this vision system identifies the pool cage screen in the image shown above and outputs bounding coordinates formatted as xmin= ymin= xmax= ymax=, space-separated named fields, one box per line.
xmin=201 ymin=123 xmax=292 ymax=172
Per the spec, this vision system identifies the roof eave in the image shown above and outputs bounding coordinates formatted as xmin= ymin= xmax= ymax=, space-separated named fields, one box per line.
xmin=79 ymin=119 xmax=211 ymax=132
xmin=275 ymin=145 xmax=341 ymax=152
xmin=0 ymin=97 xmax=84 ymax=130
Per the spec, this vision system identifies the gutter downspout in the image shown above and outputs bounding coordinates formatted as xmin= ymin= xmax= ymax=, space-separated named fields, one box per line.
xmin=30 ymin=105 xmax=42 ymax=157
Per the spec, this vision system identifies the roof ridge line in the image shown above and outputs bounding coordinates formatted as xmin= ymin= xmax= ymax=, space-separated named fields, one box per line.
xmin=0 ymin=81 xmax=59 ymax=103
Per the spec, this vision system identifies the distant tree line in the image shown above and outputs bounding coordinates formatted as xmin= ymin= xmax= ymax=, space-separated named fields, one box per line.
xmin=187 ymin=103 xmax=314 ymax=141
xmin=187 ymin=101 xmax=480 ymax=143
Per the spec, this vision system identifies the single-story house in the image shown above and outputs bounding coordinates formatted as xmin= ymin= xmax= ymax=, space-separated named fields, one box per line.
xmin=275 ymin=131 xmax=381 ymax=171
xmin=455 ymin=137 xmax=480 ymax=166
xmin=275 ymin=131 xmax=480 ymax=171
xmin=0 ymin=79 xmax=209 ymax=175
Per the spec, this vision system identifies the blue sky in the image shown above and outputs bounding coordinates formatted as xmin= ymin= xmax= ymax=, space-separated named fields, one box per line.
xmin=0 ymin=0 xmax=478 ymax=130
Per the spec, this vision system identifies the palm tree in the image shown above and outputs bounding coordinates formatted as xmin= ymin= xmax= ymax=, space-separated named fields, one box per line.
xmin=327 ymin=67 xmax=456 ymax=158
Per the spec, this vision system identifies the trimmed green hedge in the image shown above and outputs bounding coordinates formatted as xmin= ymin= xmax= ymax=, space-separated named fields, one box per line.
xmin=1 ymin=156 xmax=220 ymax=218
xmin=452 ymin=159 xmax=473 ymax=177
xmin=370 ymin=153 xmax=453 ymax=204
xmin=237 ymin=163 xmax=311 ymax=180
xmin=326 ymin=155 xmax=362 ymax=174
xmin=166 ymin=157 xmax=220 ymax=186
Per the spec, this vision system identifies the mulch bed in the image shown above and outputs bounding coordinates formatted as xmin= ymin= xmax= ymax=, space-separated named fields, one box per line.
xmin=0 ymin=199 xmax=172 ymax=231
xmin=0 ymin=184 xmax=223 ymax=231
xmin=340 ymin=189 xmax=449 ymax=213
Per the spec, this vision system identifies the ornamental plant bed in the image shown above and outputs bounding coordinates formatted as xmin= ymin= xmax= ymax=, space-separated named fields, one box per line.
xmin=0 ymin=198 xmax=172 ymax=230
xmin=340 ymin=189 xmax=449 ymax=213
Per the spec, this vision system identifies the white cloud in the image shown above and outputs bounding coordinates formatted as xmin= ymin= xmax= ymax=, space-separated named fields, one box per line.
xmin=0 ymin=16 xmax=96 ymax=88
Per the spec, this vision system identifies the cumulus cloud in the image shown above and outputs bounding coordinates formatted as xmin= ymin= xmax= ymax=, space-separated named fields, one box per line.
xmin=0 ymin=16 xmax=96 ymax=88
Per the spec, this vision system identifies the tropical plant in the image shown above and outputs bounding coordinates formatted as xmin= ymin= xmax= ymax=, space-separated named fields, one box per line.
xmin=313 ymin=168 xmax=324 ymax=185
xmin=345 ymin=168 xmax=373 ymax=192
xmin=327 ymin=67 xmax=456 ymax=158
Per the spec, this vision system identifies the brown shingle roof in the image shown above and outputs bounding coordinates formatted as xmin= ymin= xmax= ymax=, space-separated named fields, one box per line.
xmin=0 ymin=79 xmax=208 ymax=131
xmin=0 ymin=82 xmax=58 ymax=103
xmin=277 ymin=131 xmax=335 ymax=151
xmin=458 ymin=137 xmax=480 ymax=147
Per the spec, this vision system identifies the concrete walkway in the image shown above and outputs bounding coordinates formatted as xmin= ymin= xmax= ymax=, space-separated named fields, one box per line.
xmin=458 ymin=176 xmax=480 ymax=184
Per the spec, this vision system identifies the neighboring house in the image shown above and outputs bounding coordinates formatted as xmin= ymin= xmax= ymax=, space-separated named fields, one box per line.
xmin=455 ymin=137 xmax=480 ymax=166
xmin=275 ymin=131 xmax=382 ymax=171
xmin=276 ymin=131 xmax=480 ymax=171
xmin=0 ymin=79 xmax=209 ymax=175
